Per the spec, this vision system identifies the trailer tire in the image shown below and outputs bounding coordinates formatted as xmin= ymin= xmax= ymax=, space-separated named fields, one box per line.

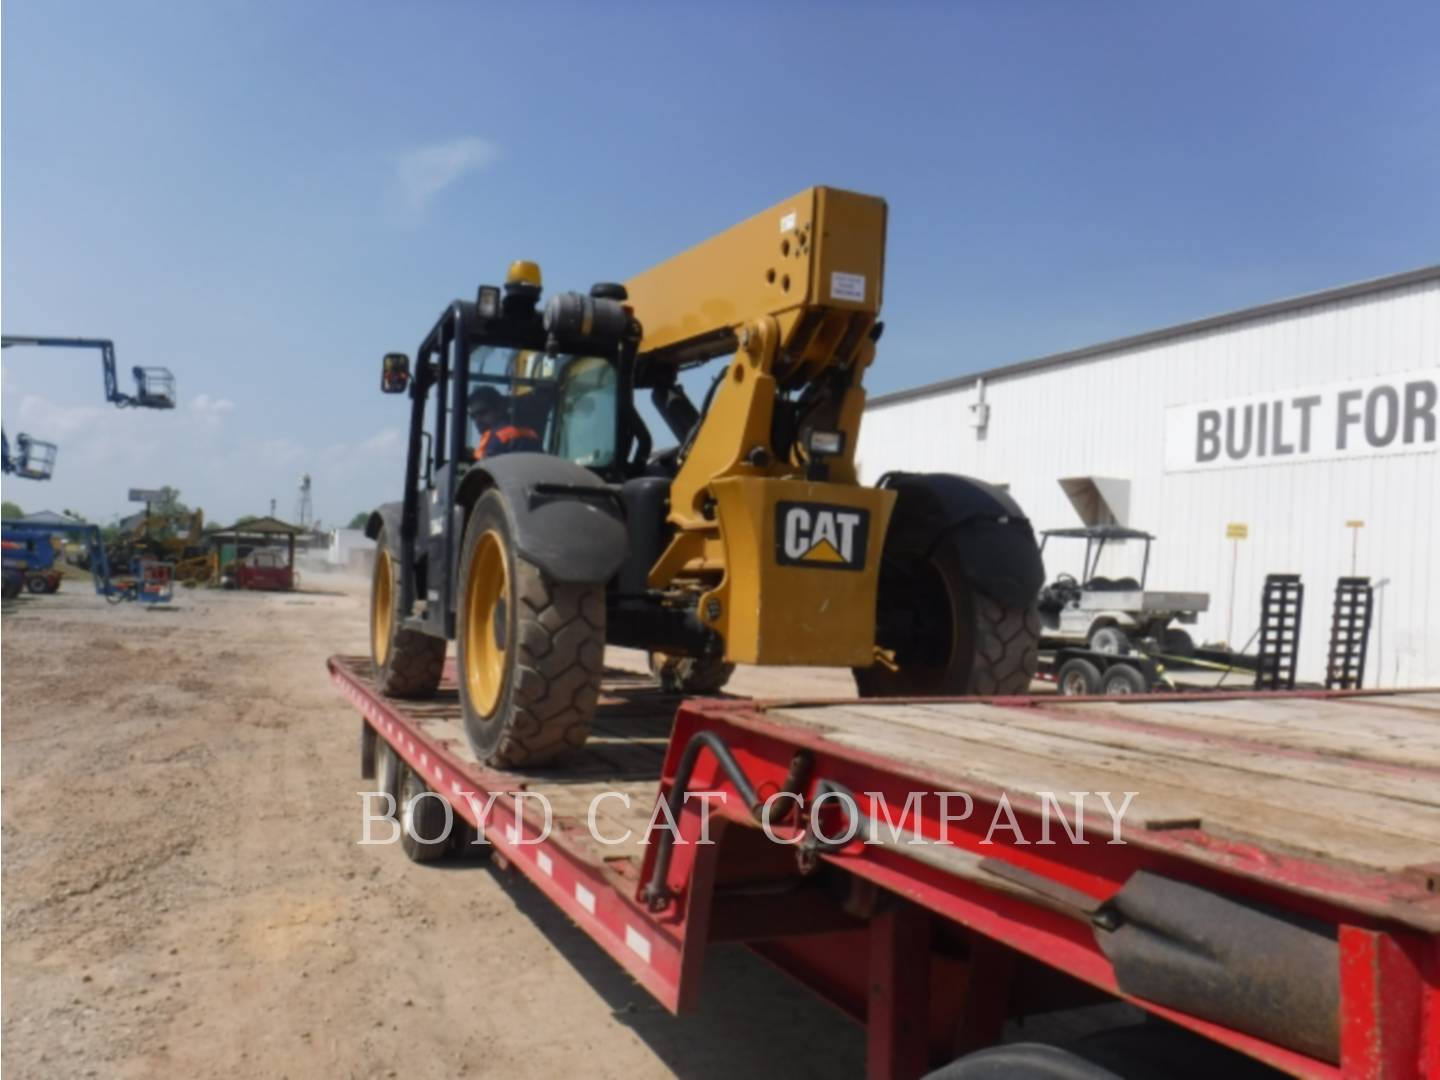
xmin=374 ymin=735 xmax=400 ymax=802
xmin=457 ymin=491 xmax=604 ymax=768
xmin=1057 ymin=657 xmax=1103 ymax=696
xmin=398 ymin=764 xmax=451 ymax=863
xmin=1101 ymin=663 xmax=1147 ymax=695
xmin=925 ymin=1020 xmax=1283 ymax=1079
xmin=648 ymin=651 xmax=735 ymax=695
xmin=858 ymin=540 xmax=1040 ymax=697
xmin=25 ymin=573 xmax=49 ymax=594
xmin=370 ymin=526 xmax=446 ymax=699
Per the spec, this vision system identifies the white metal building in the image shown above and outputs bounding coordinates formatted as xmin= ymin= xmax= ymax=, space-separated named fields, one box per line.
xmin=859 ymin=265 xmax=1440 ymax=687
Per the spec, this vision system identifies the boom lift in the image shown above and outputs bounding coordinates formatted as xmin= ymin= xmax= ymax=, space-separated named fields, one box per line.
xmin=1 ymin=335 xmax=177 ymax=482
xmin=1 ymin=335 xmax=177 ymax=409
xmin=367 ymin=188 xmax=1044 ymax=767
xmin=1 ymin=431 xmax=59 ymax=481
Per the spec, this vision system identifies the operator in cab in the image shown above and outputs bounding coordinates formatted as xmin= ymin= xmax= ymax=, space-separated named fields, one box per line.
xmin=468 ymin=385 xmax=542 ymax=459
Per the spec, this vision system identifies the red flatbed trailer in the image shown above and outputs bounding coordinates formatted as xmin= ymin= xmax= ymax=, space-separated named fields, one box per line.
xmin=329 ymin=655 xmax=1440 ymax=1078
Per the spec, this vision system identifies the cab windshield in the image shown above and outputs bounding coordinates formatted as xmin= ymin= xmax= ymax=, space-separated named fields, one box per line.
xmin=467 ymin=346 xmax=618 ymax=468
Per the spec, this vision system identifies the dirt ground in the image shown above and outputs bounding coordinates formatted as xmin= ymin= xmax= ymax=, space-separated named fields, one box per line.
xmin=1 ymin=573 xmax=867 ymax=1079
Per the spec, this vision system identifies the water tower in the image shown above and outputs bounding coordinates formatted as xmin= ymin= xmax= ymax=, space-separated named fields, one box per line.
xmin=296 ymin=473 xmax=313 ymax=528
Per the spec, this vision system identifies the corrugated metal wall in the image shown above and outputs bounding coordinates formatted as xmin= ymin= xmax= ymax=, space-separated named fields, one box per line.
xmin=858 ymin=275 xmax=1440 ymax=686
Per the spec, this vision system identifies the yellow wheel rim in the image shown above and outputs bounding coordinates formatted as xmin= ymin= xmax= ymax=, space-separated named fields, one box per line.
xmin=464 ymin=531 xmax=509 ymax=715
xmin=372 ymin=548 xmax=393 ymax=666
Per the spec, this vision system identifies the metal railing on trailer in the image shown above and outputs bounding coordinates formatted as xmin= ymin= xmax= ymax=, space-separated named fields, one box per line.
xmin=329 ymin=655 xmax=1440 ymax=1079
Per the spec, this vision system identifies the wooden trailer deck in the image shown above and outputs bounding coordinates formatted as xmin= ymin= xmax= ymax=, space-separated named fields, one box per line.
xmin=764 ymin=693 xmax=1440 ymax=881
xmin=335 ymin=656 xmax=1440 ymax=930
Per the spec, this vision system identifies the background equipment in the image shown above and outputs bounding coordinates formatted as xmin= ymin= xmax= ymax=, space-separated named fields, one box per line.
xmin=1037 ymin=525 xmax=1208 ymax=656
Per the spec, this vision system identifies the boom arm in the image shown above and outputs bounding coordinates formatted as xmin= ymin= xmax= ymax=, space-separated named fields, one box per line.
xmin=624 ymin=186 xmax=886 ymax=528
xmin=0 ymin=335 xmax=177 ymax=409
xmin=620 ymin=188 xmax=897 ymax=667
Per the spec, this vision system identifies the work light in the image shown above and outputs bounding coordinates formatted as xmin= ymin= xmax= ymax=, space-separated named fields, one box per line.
xmin=476 ymin=285 xmax=501 ymax=320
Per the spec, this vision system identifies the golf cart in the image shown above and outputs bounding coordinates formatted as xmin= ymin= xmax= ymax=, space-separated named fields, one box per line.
xmin=1037 ymin=525 xmax=1209 ymax=656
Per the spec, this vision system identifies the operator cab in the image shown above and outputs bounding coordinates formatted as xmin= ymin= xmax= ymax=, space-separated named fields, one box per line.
xmin=466 ymin=347 xmax=619 ymax=468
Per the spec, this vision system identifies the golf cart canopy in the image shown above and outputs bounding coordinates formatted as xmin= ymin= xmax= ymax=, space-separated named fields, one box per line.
xmin=1041 ymin=524 xmax=1155 ymax=590
xmin=1040 ymin=525 xmax=1155 ymax=542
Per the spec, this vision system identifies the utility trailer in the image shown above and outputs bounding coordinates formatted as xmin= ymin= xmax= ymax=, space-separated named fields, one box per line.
xmin=330 ymin=655 xmax=1440 ymax=1078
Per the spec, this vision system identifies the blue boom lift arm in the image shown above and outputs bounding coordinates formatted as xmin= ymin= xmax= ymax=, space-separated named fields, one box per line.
xmin=0 ymin=335 xmax=177 ymax=409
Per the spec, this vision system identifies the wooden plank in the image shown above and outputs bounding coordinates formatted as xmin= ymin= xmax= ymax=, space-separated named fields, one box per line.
xmin=899 ymin=701 xmax=1440 ymax=807
xmin=768 ymin=704 xmax=1438 ymax=871
xmin=1055 ymin=698 xmax=1440 ymax=769
xmin=1348 ymin=691 xmax=1440 ymax=715
xmin=775 ymin=702 xmax=1440 ymax=843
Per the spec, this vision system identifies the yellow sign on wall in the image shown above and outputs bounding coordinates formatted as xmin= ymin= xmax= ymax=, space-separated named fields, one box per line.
xmin=1346 ymin=519 xmax=1365 ymax=528
xmin=1226 ymin=522 xmax=1248 ymax=540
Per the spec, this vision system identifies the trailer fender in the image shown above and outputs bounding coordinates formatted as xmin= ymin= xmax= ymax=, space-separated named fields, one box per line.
xmin=1095 ymin=871 xmax=1340 ymax=1063
xmin=454 ymin=453 xmax=628 ymax=585
xmin=876 ymin=472 xmax=1044 ymax=610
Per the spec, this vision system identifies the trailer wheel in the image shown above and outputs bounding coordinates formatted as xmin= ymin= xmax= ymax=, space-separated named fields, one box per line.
xmin=398 ymin=764 xmax=451 ymax=863
xmin=25 ymin=573 xmax=49 ymax=594
xmin=456 ymin=491 xmax=604 ymax=768
xmin=1101 ymin=663 xmax=1147 ymax=695
xmin=1057 ymin=657 xmax=1102 ymax=696
xmin=648 ymin=651 xmax=735 ymax=695
xmin=374 ymin=735 xmax=400 ymax=803
xmin=370 ymin=526 xmax=446 ymax=698
xmin=858 ymin=540 xmax=1040 ymax=696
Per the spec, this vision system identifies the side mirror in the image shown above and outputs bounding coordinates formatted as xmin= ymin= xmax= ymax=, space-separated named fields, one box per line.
xmin=381 ymin=353 xmax=410 ymax=394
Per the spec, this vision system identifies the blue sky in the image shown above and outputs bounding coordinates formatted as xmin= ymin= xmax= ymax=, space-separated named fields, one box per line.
xmin=4 ymin=0 xmax=1437 ymax=525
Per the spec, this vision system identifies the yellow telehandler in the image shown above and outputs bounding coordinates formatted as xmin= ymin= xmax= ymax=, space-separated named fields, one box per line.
xmin=367 ymin=188 xmax=1042 ymax=766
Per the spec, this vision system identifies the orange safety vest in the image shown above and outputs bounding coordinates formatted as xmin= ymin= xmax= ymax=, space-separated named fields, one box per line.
xmin=475 ymin=425 xmax=540 ymax=459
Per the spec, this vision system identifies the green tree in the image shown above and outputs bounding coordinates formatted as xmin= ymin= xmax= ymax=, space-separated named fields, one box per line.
xmin=153 ymin=486 xmax=190 ymax=520
xmin=347 ymin=511 xmax=369 ymax=529
xmin=1 ymin=500 xmax=23 ymax=519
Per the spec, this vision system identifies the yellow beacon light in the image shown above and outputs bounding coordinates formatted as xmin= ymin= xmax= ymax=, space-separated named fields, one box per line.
xmin=506 ymin=260 xmax=542 ymax=289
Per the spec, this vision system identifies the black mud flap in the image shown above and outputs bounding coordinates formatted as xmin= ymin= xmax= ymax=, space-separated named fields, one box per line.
xmin=455 ymin=453 xmax=628 ymax=585
xmin=1094 ymin=872 xmax=1339 ymax=1063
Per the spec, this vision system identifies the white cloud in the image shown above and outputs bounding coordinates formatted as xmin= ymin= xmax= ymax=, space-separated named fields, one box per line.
xmin=188 ymin=393 xmax=236 ymax=426
xmin=257 ymin=437 xmax=306 ymax=468
xmin=395 ymin=136 xmax=500 ymax=212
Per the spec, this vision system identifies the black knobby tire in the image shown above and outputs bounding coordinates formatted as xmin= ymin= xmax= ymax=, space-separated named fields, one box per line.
xmin=856 ymin=540 xmax=1040 ymax=697
xmin=398 ymin=764 xmax=451 ymax=863
xmin=1161 ymin=627 xmax=1195 ymax=657
xmin=1101 ymin=663 xmax=1147 ymax=695
xmin=1056 ymin=657 xmax=1102 ymax=696
xmin=370 ymin=525 xmax=446 ymax=698
xmin=648 ymin=651 xmax=735 ymax=695
xmin=456 ymin=491 xmax=604 ymax=768
xmin=374 ymin=737 xmax=400 ymax=803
